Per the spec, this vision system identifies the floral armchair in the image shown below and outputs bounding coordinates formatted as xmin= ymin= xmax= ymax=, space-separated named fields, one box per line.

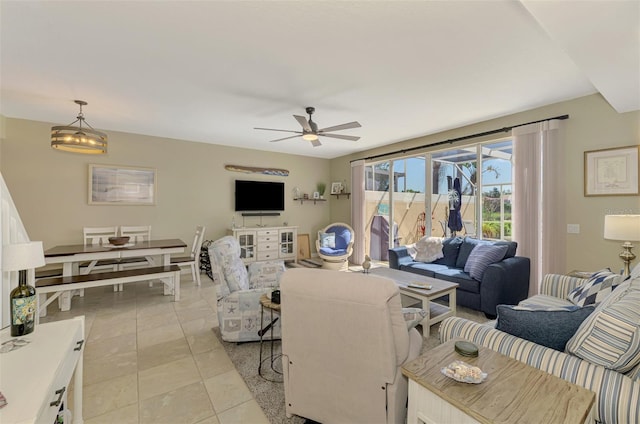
xmin=208 ymin=236 xmax=285 ymax=342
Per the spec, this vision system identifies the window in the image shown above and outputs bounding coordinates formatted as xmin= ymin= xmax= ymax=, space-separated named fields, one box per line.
xmin=363 ymin=139 xmax=513 ymax=261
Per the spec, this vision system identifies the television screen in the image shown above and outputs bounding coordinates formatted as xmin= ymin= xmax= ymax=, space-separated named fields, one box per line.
xmin=235 ymin=180 xmax=285 ymax=211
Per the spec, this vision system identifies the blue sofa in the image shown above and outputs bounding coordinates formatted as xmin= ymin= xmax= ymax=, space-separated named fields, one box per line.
xmin=389 ymin=237 xmax=530 ymax=317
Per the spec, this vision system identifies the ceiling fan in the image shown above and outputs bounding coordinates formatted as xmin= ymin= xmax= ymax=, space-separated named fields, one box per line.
xmin=254 ymin=107 xmax=361 ymax=147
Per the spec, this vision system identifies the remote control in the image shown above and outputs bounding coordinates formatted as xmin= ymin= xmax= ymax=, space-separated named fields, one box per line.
xmin=408 ymin=283 xmax=432 ymax=290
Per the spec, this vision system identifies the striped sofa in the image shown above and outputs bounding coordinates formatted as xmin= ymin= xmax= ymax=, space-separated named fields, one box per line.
xmin=439 ymin=273 xmax=640 ymax=424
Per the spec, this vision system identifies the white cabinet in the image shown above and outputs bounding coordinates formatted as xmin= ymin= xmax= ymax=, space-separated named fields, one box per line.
xmin=229 ymin=226 xmax=297 ymax=264
xmin=0 ymin=316 xmax=85 ymax=424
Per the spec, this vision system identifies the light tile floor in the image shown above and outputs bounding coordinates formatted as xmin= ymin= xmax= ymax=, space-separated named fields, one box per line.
xmin=40 ymin=274 xmax=269 ymax=424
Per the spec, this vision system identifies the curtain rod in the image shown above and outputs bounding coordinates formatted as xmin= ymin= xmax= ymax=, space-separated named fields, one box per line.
xmin=352 ymin=114 xmax=569 ymax=163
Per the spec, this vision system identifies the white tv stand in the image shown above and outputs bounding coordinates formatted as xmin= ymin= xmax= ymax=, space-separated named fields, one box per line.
xmin=228 ymin=226 xmax=297 ymax=264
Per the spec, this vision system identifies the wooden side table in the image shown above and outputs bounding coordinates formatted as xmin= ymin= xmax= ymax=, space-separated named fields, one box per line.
xmin=402 ymin=340 xmax=595 ymax=424
xmin=258 ymin=293 xmax=282 ymax=382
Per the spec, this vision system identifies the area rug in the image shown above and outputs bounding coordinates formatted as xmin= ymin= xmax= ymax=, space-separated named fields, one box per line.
xmin=213 ymin=329 xmax=306 ymax=424
xmin=215 ymin=306 xmax=487 ymax=423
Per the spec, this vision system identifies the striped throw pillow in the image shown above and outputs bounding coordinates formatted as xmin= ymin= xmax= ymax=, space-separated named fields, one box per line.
xmin=566 ymin=279 xmax=640 ymax=372
xmin=463 ymin=244 xmax=508 ymax=281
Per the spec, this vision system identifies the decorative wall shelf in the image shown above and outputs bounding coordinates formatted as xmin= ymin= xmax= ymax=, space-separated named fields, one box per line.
xmin=294 ymin=197 xmax=327 ymax=205
xmin=331 ymin=193 xmax=351 ymax=199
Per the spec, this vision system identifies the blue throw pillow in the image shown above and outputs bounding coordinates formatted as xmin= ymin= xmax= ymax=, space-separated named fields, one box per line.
xmin=463 ymin=244 xmax=509 ymax=281
xmin=432 ymin=237 xmax=463 ymax=267
xmin=496 ymin=304 xmax=596 ymax=351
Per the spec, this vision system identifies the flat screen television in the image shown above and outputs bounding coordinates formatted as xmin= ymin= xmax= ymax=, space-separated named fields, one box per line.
xmin=234 ymin=180 xmax=285 ymax=212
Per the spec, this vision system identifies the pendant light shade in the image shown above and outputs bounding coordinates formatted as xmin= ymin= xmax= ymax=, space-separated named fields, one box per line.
xmin=51 ymin=100 xmax=107 ymax=154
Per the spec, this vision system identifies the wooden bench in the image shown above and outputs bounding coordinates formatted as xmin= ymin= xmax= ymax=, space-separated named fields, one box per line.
xmin=36 ymin=265 xmax=181 ymax=315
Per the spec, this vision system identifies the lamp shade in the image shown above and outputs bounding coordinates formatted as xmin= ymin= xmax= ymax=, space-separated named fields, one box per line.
xmin=2 ymin=241 xmax=46 ymax=272
xmin=604 ymin=215 xmax=640 ymax=241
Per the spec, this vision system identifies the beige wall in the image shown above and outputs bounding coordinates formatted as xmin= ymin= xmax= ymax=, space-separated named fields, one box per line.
xmin=330 ymin=94 xmax=640 ymax=273
xmin=1 ymin=118 xmax=331 ymax=254
xmin=2 ymin=93 xmax=639 ymax=273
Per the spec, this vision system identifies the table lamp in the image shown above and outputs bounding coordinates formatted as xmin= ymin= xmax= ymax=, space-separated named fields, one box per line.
xmin=2 ymin=241 xmax=45 ymax=336
xmin=604 ymin=215 xmax=640 ymax=276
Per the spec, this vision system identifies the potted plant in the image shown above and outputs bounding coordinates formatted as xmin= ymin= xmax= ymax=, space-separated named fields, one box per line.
xmin=316 ymin=182 xmax=326 ymax=198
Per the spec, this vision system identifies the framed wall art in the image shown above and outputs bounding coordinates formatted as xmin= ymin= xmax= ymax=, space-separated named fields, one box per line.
xmin=330 ymin=182 xmax=343 ymax=194
xmin=584 ymin=145 xmax=639 ymax=196
xmin=89 ymin=164 xmax=157 ymax=205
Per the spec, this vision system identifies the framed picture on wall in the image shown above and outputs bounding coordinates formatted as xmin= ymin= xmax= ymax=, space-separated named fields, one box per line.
xmin=89 ymin=164 xmax=157 ymax=205
xmin=584 ymin=145 xmax=639 ymax=196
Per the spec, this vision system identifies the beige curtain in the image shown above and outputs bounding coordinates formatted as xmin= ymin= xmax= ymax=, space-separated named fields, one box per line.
xmin=351 ymin=160 xmax=366 ymax=265
xmin=512 ymin=120 xmax=566 ymax=296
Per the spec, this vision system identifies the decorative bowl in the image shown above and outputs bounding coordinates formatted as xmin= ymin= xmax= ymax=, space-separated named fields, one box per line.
xmin=108 ymin=236 xmax=130 ymax=246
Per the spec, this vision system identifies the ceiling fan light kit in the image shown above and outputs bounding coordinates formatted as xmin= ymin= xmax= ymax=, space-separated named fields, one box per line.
xmin=255 ymin=106 xmax=361 ymax=147
xmin=51 ymin=100 xmax=108 ymax=154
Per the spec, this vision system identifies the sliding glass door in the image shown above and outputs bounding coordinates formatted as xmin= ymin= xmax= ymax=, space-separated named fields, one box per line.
xmin=361 ymin=138 xmax=513 ymax=263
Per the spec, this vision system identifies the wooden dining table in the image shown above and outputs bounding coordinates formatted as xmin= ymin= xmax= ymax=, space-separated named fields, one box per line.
xmin=44 ymin=238 xmax=187 ymax=276
xmin=42 ymin=238 xmax=187 ymax=312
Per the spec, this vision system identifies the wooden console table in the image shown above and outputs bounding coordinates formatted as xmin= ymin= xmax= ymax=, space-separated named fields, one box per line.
xmin=0 ymin=316 xmax=85 ymax=424
xmin=402 ymin=339 xmax=595 ymax=424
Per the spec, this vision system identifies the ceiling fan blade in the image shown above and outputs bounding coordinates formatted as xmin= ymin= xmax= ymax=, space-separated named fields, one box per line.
xmin=294 ymin=115 xmax=312 ymax=132
xmin=254 ymin=127 xmax=301 ymax=134
xmin=269 ymin=135 xmax=302 ymax=143
xmin=318 ymin=121 xmax=361 ymax=132
xmin=310 ymin=139 xmax=322 ymax=147
xmin=320 ymin=133 xmax=361 ymax=141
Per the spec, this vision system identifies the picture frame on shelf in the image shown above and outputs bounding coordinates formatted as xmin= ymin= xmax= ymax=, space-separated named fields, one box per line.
xmin=331 ymin=182 xmax=343 ymax=194
xmin=313 ymin=191 xmax=320 ymax=199
xmin=89 ymin=164 xmax=156 ymax=205
xmin=584 ymin=145 xmax=639 ymax=196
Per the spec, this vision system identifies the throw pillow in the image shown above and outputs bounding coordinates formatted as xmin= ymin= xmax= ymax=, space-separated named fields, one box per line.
xmin=567 ymin=268 xmax=624 ymax=306
xmin=402 ymin=307 xmax=427 ymax=330
xmin=432 ymin=236 xmax=463 ymax=266
xmin=565 ymin=279 xmax=640 ymax=372
xmin=464 ymin=244 xmax=509 ymax=281
xmin=414 ymin=236 xmax=445 ymax=263
xmin=496 ymin=304 xmax=596 ymax=351
xmin=320 ymin=232 xmax=336 ymax=249
xmin=626 ymin=360 xmax=640 ymax=383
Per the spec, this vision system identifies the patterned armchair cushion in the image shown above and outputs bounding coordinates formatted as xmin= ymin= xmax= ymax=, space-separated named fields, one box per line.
xmin=208 ymin=236 xmax=249 ymax=293
xmin=402 ymin=307 xmax=427 ymax=330
xmin=208 ymin=247 xmax=230 ymax=299
xmin=217 ymin=288 xmax=281 ymax=342
xmin=248 ymin=261 xmax=285 ymax=289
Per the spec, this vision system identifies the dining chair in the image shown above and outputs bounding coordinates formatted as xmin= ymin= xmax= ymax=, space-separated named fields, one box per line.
xmin=120 ymin=225 xmax=152 ymax=243
xmin=84 ymin=226 xmax=118 ymax=247
xmin=80 ymin=226 xmax=120 ymax=292
xmin=81 ymin=226 xmax=119 ymax=274
xmin=118 ymin=225 xmax=155 ymax=289
xmin=170 ymin=225 xmax=206 ymax=285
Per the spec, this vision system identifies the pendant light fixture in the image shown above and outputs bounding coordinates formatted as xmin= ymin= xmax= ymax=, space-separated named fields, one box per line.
xmin=51 ymin=100 xmax=107 ymax=154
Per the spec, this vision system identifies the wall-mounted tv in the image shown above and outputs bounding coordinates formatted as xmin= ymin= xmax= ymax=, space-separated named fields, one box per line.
xmin=234 ymin=180 xmax=285 ymax=212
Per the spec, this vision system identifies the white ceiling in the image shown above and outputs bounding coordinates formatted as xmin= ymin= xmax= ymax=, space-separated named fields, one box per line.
xmin=1 ymin=1 xmax=638 ymax=159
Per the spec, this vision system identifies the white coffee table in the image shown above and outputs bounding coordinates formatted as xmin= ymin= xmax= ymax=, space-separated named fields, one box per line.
xmin=368 ymin=267 xmax=458 ymax=337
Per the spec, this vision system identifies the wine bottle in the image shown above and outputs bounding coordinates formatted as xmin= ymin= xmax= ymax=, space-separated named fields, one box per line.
xmin=10 ymin=270 xmax=36 ymax=336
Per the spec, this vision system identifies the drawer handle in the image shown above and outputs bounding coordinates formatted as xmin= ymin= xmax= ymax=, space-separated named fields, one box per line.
xmin=74 ymin=339 xmax=85 ymax=351
xmin=50 ymin=387 xmax=66 ymax=407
